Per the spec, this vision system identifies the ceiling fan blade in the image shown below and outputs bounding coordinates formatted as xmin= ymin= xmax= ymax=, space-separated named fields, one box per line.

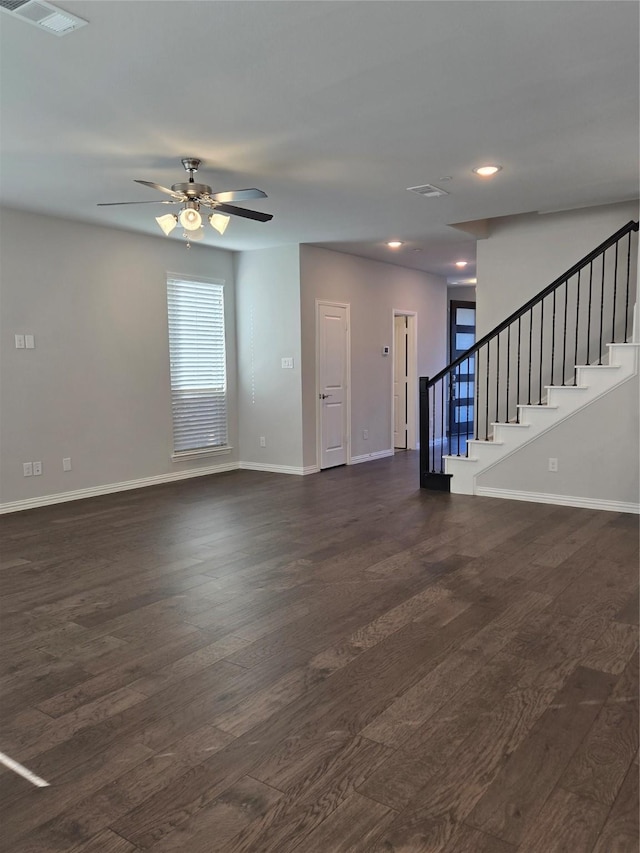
xmin=97 ymin=199 xmax=177 ymax=206
xmin=134 ymin=180 xmax=184 ymax=199
xmin=214 ymin=203 xmax=273 ymax=223
xmin=208 ymin=188 xmax=267 ymax=203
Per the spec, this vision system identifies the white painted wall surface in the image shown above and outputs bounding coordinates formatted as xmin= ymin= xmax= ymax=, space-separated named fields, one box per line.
xmin=300 ymin=246 xmax=447 ymax=468
xmin=0 ymin=208 xmax=237 ymax=505
xmin=476 ymin=374 xmax=639 ymax=506
xmin=476 ymin=201 xmax=639 ymax=336
xmin=235 ymin=245 xmax=304 ymax=469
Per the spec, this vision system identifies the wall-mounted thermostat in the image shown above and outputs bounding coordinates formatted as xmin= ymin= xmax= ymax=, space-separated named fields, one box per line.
xmin=382 ymin=346 xmax=390 ymax=356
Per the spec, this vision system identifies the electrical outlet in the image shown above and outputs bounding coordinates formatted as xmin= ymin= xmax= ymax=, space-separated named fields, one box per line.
xmin=33 ymin=461 xmax=42 ymax=476
xmin=63 ymin=457 xmax=72 ymax=471
xmin=363 ymin=429 xmax=369 ymax=440
xmin=548 ymin=457 xmax=558 ymax=472
xmin=15 ymin=334 xmax=25 ymax=349
xmin=25 ymin=334 xmax=35 ymax=349
xmin=259 ymin=436 xmax=266 ymax=447
xmin=23 ymin=462 xmax=33 ymax=477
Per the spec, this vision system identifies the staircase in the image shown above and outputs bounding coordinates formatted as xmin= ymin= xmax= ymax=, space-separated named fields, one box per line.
xmin=420 ymin=220 xmax=639 ymax=500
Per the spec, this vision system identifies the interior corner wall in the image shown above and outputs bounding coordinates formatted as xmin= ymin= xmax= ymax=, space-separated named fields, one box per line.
xmin=299 ymin=246 xmax=447 ymax=468
xmin=0 ymin=207 xmax=238 ymax=506
xmin=476 ymin=373 xmax=639 ymax=506
xmin=476 ymin=200 xmax=640 ymax=337
xmin=235 ymin=245 xmax=304 ymax=469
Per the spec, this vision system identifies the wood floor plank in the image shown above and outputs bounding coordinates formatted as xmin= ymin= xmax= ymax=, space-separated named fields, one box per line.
xmin=68 ymin=829 xmax=139 ymax=853
xmin=296 ymin=791 xmax=396 ymax=853
xmin=560 ymin=653 xmax=639 ymax=806
xmin=442 ymin=823 xmax=515 ymax=853
xmin=513 ymin=787 xmax=609 ymax=853
xmin=143 ymin=775 xmax=284 ymax=853
xmin=1 ymin=453 xmax=637 ymax=853
xmin=466 ymin=666 xmax=616 ymax=846
xmin=591 ymin=764 xmax=640 ymax=853
xmin=581 ymin=621 xmax=639 ymax=675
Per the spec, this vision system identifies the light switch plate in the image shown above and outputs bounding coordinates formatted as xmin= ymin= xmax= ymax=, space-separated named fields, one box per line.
xmin=15 ymin=334 xmax=25 ymax=349
xmin=25 ymin=334 xmax=35 ymax=349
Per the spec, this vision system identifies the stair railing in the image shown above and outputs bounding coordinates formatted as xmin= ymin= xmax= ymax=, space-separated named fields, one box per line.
xmin=420 ymin=220 xmax=639 ymax=490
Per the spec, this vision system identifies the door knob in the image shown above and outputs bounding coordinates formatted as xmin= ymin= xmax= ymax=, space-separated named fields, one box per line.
xmin=319 ymin=393 xmax=333 ymax=399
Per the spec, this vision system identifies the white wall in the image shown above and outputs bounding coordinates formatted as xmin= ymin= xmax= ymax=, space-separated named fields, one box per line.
xmin=476 ymin=373 xmax=639 ymax=507
xmin=300 ymin=246 xmax=447 ymax=468
xmin=476 ymin=200 xmax=639 ymax=336
xmin=0 ymin=208 xmax=237 ymax=506
xmin=235 ymin=245 xmax=304 ymax=470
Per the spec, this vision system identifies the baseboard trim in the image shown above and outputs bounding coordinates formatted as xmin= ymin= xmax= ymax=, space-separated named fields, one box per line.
xmin=349 ymin=449 xmax=394 ymax=465
xmin=0 ymin=462 xmax=240 ymax=515
xmin=475 ymin=486 xmax=640 ymax=514
xmin=238 ymin=462 xmax=318 ymax=476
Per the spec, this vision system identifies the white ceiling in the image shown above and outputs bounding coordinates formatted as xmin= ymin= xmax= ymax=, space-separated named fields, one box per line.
xmin=0 ymin=1 xmax=638 ymax=280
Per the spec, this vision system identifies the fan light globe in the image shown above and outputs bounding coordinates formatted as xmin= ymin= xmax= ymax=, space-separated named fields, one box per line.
xmin=209 ymin=213 xmax=231 ymax=235
xmin=184 ymin=228 xmax=204 ymax=242
xmin=156 ymin=214 xmax=178 ymax=236
xmin=179 ymin=208 xmax=202 ymax=231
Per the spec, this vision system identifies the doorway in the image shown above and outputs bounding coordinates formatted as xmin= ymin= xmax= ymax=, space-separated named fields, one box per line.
xmin=316 ymin=301 xmax=350 ymax=469
xmin=392 ymin=311 xmax=417 ymax=451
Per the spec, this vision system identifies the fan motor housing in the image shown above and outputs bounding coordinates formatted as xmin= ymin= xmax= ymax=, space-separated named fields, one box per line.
xmin=171 ymin=182 xmax=211 ymax=197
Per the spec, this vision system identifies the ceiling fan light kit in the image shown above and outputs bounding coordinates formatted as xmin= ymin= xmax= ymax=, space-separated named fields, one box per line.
xmin=99 ymin=157 xmax=272 ymax=248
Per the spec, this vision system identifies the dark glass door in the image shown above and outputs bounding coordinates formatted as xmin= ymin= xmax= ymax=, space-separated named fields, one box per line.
xmin=448 ymin=300 xmax=476 ymax=455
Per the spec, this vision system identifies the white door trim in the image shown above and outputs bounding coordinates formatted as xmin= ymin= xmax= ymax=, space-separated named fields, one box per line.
xmin=316 ymin=300 xmax=351 ymax=469
xmin=392 ymin=310 xmax=418 ymax=450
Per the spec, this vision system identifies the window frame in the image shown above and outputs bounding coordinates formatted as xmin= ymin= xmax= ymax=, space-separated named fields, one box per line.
xmin=166 ymin=273 xmax=232 ymax=462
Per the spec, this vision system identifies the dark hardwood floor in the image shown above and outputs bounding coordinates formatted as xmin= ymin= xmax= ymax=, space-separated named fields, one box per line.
xmin=1 ymin=451 xmax=638 ymax=853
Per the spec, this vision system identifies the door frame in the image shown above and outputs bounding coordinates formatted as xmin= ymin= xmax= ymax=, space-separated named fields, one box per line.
xmin=391 ymin=309 xmax=418 ymax=451
xmin=316 ymin=299 xmax=351 ymax=470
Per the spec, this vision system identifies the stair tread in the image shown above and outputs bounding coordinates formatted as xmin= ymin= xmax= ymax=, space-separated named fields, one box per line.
xmin=491 ymin=422 xmax=530 ymax=428
xmin=545 ymin=384 xmax=588 ymax=390
xmin=517 ymin=403 xmax=559 ymax=409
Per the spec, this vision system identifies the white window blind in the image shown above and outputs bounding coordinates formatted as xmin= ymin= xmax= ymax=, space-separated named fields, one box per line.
xmin=167 ymin=277 xmax=228 ymax=455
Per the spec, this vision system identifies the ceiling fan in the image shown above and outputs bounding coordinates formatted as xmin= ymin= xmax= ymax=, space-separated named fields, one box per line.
xmin=98 ymin=158 xmax=273 ymax=245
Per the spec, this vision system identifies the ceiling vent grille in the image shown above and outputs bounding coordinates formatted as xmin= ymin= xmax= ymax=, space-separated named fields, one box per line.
xmin=407 ymin=184 xmax=449 ymax=199
xmin=0 ymin=0 xmax=88 ymax=35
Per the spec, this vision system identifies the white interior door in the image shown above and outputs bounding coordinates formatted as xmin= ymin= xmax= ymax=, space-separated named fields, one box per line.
xmin=318 ymin=302 xmax=348 ymax=469
xmin=394 ymin=315 xmax=408 ymax=449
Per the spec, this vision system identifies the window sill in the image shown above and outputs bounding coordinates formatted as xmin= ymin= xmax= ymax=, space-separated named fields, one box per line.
xmin=171 ymin=446 xmax=233 ymax=463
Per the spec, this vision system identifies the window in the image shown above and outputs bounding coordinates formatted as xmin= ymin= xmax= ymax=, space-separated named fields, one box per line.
xmin=167 ymin=276 xmax=229 ymax=459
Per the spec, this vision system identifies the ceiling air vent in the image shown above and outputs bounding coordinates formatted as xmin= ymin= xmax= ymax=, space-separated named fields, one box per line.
xmin=407 ymin=184 xmax=449 ymax=199
xmin=0 ymin=0 xmax=88 ymax=35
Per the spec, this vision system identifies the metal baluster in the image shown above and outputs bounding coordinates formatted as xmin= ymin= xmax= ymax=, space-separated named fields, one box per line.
xmin=495 ymin=331 xmax=500 ymax=425
xmin=586 ymin=262 xmax=593 ymax=365
xmin=624 ymin=231 xmax=632 ymax=342
xmin=440 ymin=378 xmax=445 ymax=472
xmin=516 ymin=317 xmax=521 ymax=422
xmin=485 ymin=343 xmax=490 ymax=441
xmin=550 ymin=289 xmax=556 ymax=387
xmin=466 ymin=357 xmax=471 ymax=456
xmin=574 ymin=270 xmax=581 ymax=384
xmin=431 ymin=384 xmax=436 ymax=471
xmin=475 ymin=348 xmax=480 ymax=441
xmin=598 ymin=250 xmax=606 ymax=364
xmin=562 ymin=279 xmax=568 ymax=385
xmin=456 ymin=367 xmax=461 ymax=457
xmin=611 ymin=240 xmax=619 ymax=343
xmin=538 ymin=298 xmax=545 ymax=404
xmin=506 ymin=326 xmax=511 ymax=423
xmin=527 ymin=311 xmax=533 ymax=405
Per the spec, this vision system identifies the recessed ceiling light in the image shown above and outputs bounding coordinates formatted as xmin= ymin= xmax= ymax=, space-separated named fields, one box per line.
xmin=473 ymin=164 xmax=502 ymax=177
xmin=455 ymin=260 xmax=468 ymax=268
xmin=387 ymin=241 xmax=403 ymax=249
